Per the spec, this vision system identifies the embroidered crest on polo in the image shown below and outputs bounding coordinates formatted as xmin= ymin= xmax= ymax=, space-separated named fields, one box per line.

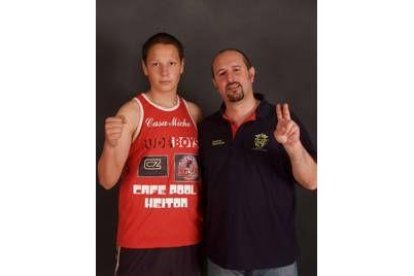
xmin=253 ymin=133 xmax=269 ymax=150
xmin=211 ymin=139 xmax=226 ymax=146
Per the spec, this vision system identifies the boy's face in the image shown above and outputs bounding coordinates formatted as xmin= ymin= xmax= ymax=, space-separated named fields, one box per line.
xmin=142 ymin=44 xmax=184 ymax=94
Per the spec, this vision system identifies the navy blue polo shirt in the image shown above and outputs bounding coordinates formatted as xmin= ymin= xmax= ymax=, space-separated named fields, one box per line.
xmin=198 ymin=94 xmax=316 ymax=270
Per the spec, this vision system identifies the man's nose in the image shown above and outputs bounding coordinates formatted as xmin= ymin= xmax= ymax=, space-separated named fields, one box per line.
xmin=226 ymin=72 xmax=234 ymax=82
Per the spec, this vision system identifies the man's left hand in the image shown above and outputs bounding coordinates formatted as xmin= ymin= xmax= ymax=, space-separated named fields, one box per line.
xmin=274 ymin=103 xmax=300 ymax=148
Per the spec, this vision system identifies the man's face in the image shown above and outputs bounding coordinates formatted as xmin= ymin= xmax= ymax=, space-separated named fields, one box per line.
xmin=142 ymin=44 xmax=184 ymax=94
xmin=212 ymin=51 xmax=255 ymax=103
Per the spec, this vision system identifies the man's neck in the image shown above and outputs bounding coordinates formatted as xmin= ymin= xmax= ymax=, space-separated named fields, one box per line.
xmin=224 ymin=94 xmax=259 ymax=126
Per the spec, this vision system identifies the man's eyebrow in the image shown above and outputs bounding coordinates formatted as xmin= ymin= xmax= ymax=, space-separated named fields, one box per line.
xmin=222 ymin=64 xmax=240 ymax=70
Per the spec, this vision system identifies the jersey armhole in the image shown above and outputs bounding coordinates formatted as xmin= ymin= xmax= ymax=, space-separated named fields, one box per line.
xmin=182 ymin=98 xmax=198 ymax=129
xmin=132 ymin=97 xmax=144 ymax=142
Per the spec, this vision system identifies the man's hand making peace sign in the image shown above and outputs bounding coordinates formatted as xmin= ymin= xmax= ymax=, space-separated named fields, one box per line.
xmin=274 ymin=103 xmax=300 ymax=147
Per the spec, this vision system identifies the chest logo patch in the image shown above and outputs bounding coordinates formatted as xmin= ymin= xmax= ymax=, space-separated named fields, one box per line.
xmin=253 ymin=133 xmax=269 ymax=150
xmin=212 ymin=139 xmax=225 ymax=146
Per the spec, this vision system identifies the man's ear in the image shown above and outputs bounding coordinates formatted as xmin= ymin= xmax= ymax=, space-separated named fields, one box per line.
xmin=248 ymin=66 xmax=256 ymax=83
xmin=141 ymin=60 xmax=148 ymax=76
xmin=212 ymin=78 xmax=218 ymax=90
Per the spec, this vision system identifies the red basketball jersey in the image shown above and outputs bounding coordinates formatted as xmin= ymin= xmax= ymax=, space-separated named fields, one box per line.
xmin=116 ymin=93 xmax=202 ymax=248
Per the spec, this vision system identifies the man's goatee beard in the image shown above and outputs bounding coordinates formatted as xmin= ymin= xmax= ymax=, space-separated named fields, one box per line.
xmin=227 ymin=91 xmax=244 ymax=102
xmin=226 ymin=83 xmax=244 ymax=102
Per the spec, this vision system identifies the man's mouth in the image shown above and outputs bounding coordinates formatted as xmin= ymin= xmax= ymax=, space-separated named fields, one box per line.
xmin=226 ymin=82 xmax=240 ymax=91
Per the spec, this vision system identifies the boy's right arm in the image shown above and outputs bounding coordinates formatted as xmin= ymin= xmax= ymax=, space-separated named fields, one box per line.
xmin=98 ymin=100 xmax=140 ymax=189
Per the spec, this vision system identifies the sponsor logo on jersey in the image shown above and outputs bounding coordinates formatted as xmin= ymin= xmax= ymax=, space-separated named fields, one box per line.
xmin=138 ymin=156 xmax=168 ymax=176
xmin=175 ymin=154 xmax=199 ymax=181
xmin=145 ymin=117 xmax=192 ymax=128
xmin=144 ymin=136 xmax=198 ymax=149
xmin=143 ymin=158 xmax=162 ymax=170
xmin=132 ymin=184 xmax=198 ymax=209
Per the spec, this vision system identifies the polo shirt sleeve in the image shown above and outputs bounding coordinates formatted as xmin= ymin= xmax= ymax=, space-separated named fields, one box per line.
xmin=291 ymin=112 xmax=317 ymax=162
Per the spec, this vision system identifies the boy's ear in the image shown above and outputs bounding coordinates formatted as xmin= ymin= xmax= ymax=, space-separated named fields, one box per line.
xmin=141 ymin=59 xmax=148 ymax=76
xmin=180 ymin=58 xmax=185 ymax=74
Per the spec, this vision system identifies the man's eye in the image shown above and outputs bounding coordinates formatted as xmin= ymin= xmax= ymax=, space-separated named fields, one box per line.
xmin=169 ymin=62 xmax=177 ymax=66
xmin=151 ymin=63 xmax=159 ymax=67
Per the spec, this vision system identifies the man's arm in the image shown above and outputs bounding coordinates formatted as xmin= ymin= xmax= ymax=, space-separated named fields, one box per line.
xmin=98 ymin=100 xmax=140 ymax=189
xmin=274 ymin=103 xmax=317 ymax=190
xmin=283 ymin=142 xmax=317 ymax=190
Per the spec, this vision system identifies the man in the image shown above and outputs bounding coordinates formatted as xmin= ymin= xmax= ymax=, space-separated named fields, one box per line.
xmin=198 ymin=48 xmax=317 ymax=276
xmin=98 ymin=33 xmax=203 ymax=275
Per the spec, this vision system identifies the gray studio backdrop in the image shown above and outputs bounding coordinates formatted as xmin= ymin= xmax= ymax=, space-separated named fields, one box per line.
xmin=97 ymin=0 xmax=316 ymax=275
